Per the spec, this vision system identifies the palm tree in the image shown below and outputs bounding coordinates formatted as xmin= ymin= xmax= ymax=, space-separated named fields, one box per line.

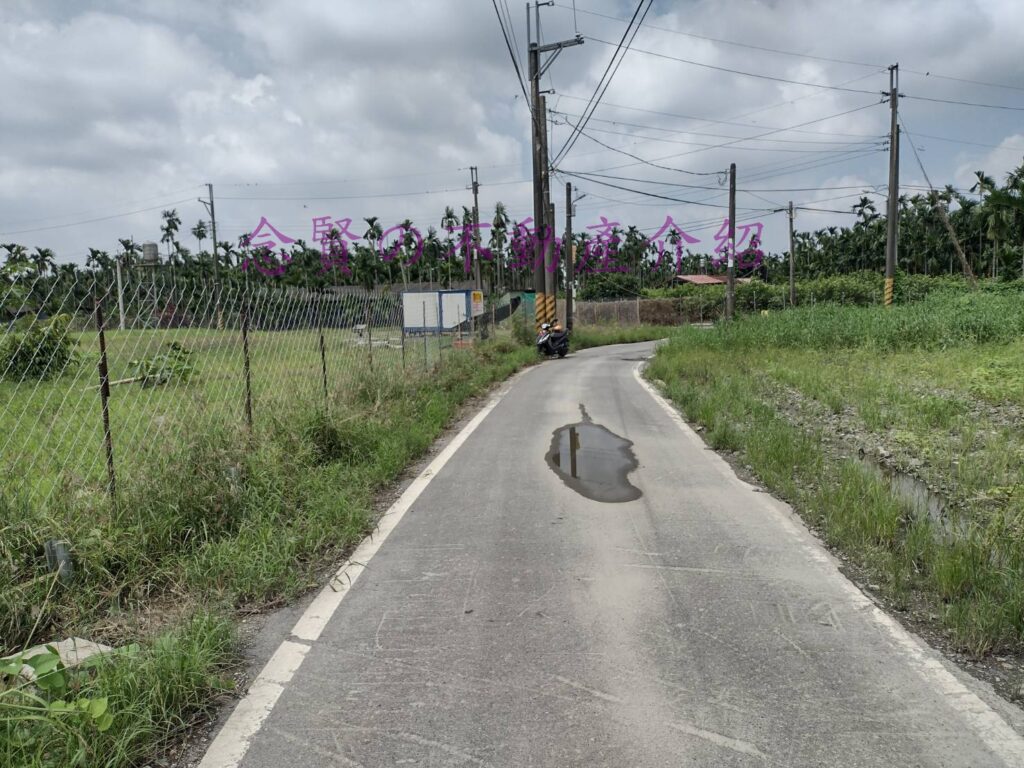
xmin=2 ymin=243 xmax=30 ymax=269
xmin=852 ymin=196 xmax=879 ymax=225
xmin=160 ymin=209 xmax=182 ymax=264
xmin=440 ymin=206 xmax=459 ymax=287
xmin=191 ymin=221 xmax=208 ymax=255
xmin=29 ymin=247 xmax=55 ymax=278
xmin=490 ymin=202 xmax=510 ymax=291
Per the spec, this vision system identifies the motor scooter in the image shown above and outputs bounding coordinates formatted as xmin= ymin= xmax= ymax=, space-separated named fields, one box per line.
xmin=536 ymin=321 xmax=569 ymax=358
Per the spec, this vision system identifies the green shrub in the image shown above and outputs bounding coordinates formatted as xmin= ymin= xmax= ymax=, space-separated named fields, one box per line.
xmin=1 ymin=315 xmax=77 ymax=381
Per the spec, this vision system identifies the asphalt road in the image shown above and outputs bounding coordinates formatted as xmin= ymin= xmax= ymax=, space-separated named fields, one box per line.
xmin=210 ymin=341 xmax=1024 ymax=767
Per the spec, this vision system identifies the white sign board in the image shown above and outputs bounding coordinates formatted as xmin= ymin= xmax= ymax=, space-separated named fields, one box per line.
xmin=402 ymin=292 xmax=440 ymax=332
xmin=440 ymin=291 xmax=469 ymax=330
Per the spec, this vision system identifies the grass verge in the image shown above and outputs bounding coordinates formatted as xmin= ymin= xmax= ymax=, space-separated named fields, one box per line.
xmin=646 ymin=292 xmax=1024 ymax=658
xmin=2 ymin=323 xmax=654 ymax=767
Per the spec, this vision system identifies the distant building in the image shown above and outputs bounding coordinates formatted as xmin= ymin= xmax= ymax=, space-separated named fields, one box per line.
xmin=674 ymin=274 xmax=752 ymax=285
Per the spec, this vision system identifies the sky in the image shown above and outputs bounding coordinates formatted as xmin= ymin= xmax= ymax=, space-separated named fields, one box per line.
xmin=2 ymin=0 xmax=1023 ymax=264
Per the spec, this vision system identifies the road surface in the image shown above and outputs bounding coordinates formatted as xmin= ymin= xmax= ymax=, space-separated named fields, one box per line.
xmin=201 ymin=341 xmax=1024 ymax=767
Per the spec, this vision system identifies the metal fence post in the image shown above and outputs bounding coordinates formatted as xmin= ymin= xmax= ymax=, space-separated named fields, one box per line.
xmin=365 ymin=294 xmax=374 ymax=373
xmin=400 ymin=303 xmax=406 ymax=370
xmin=241 ymin=295 xmax=254 ymax=430
xmin=318 ymin=320 xmax=329 ymax=408
xmin=94 ymin=300 xmax=116 ymax=498
xmin=422 ymin=303 xmax=428 ymax=369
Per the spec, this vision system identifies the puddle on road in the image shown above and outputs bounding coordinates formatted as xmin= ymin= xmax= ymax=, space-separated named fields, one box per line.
xmin=546 ymin=405 xmax=642 ymax=503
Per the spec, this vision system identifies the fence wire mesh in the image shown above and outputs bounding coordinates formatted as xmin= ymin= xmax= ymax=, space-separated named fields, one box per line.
xmin=1 ymin=274 xmax=462 ymax=514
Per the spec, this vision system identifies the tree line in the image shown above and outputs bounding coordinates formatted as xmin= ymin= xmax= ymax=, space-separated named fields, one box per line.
xmin=4 ymin=159 xmax=1023 ymax=316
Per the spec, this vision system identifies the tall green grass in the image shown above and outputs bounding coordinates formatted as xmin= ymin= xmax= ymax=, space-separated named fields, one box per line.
xmin=648 ymin=292 xmax=1024 ymax=655
xmin=671 ymin=291 xmax=1024 ymax=351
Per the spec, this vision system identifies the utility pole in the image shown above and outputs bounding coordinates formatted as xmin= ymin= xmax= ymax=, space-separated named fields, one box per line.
xmin=726 ymin=162 xmax=736 ymax=320
xmin=788 ymin=201 xmax=796 ymax=307
xmin=469 ymin=166 xmax=482 ymax=291
xmin=565 ymin=181 xmax=574 ymax=330
xmin=545 ymin=201 xmax=556 ymax=323
xmin=527 ymin=1 xmax=582 ymax=329
xmin=201 ymin=183 xmax=219 ymax=283
xmin=201 ymin=183 xmax=223 ymax=327
xmin=538 ymin=93 xmax=552 ymax=324
xmin=885 ymin=64 xmax=899 ymax=307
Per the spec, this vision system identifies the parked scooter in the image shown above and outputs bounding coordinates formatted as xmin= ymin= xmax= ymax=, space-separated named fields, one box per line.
xmin=536 ymin=321 xmax=569 ymax=358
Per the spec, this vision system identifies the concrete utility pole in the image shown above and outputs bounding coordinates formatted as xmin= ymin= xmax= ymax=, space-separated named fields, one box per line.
xmin=202 ymin=183 xmax=223 ymax=328
xmin=788 ymin=201 xmax=796 ymax=307
xmin=565 ymin=181 xmax=574 ymax=330
xmin=200 ymin=183 xmax=219 ymax=283
xmin=885 ymin=64 xmax=900 ymax=307
xmin=726 ymin=162 xmax=736 ymax=320
xmin=545 ymin=201 xmax=556 ymax=323
xmin=527 ymin=1 xmax=583 ymax=329
xmin=470 ymin=166 xmax=482 ymax=291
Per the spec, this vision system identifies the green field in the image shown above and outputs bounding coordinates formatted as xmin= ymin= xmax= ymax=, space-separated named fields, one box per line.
xmin=647 ymin=292 xmax=1024 ymax=656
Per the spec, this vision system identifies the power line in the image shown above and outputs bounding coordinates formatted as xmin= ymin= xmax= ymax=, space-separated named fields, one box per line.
xmin=583 ymin=36 xmax=882 ymax=95
xmin=559 ymin=118 xmax=885 ymax=155
xmin=557 ymin=169 xmax=772 ymax=210
xmin=0 ymin=198 xmax=199 ymax=237
xmin=552 ymin=0 xmax=651 ymax=166
xmin=0 ymin=185 xmax=205 ymax=228
xmin=491 ymin=0 xmax=530 ymax=105
xmin=567 ymin=169 xmax=885 ymax=194
xmin=741 ymin=148 xmax=885 ymax=184
xmin=898 ymin=116 xmax=935 ymax=190
xmin=557 ymin=2 xmax=1024 ymax=94
xmin=901 ymin=69 xmax=1024 ymax=94
xmin=552 ymin=110 xmax=885 ymax=146
xmin=575 ymin=100 xmax=885 ymax=174
xmin=555 ymin=2 xmax=885 ymax=70
xmin=554 ymin=93 xmax=885 ymax=140
xmin=500 ymin=0 xmax=524 ymax=71
xmin=218 ymin=178 xmax=531 ymax=202
xmin=902 ymin=93 xmax=1024 ymax=111
xmin=907 ymin=131 xmax=1024 ymax=152
xmin=562 ymin=125 xmax=730 ymax=175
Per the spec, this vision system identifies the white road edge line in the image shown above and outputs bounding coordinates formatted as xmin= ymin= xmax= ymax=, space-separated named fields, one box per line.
xmin=197 ymin=373 xmax=524 ymax=768
xmin=632 ymin=362 xmax=1024 ymax=766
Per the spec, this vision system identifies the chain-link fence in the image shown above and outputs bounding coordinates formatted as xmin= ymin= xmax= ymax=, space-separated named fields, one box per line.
xmin=1 ymin=274 xmax=469 ymax=515
xmin=564 ymin=296 xmax=728 ymax=326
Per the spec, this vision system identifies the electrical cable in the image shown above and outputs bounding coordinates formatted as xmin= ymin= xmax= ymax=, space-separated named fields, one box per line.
xmin=562 ymin=119 xmax=884 ymax=155
xmin=571 ymin=100 xmax=885 ymax=174
xmin=583 ymin=35 xmax=881 ymax=95
xmin=558 ymin=170 xmax=772 ymax=210
xmin=0 ymin=198 xmax=199 ymax=237
xmin=491 ymin=0 xmax=530 ymax=105
xmin=218 ymin=178 xmax=531 ymax=202
xmin=557 ymin=2 xmax=1024 ymax=94
xmin=568 ymin=169 xmax=886 ymax=194
xmin=902 ymin=94 xmax=1024 ymax=111
xmin=552 ymin=0 xmax=651 ymax=166
xmin=551 ymin=110 xmax=885 ymax=146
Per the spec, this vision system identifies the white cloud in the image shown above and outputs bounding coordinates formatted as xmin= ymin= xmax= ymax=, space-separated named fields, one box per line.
xmin=2 ymin=0 xmax=1023 ymax=260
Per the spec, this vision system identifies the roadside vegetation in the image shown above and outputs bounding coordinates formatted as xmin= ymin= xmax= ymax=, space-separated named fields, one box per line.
xmin=647 ymin=290 xmax=1024 ymax=657
xmin=0 ymin=322 xmax=651 ymax=768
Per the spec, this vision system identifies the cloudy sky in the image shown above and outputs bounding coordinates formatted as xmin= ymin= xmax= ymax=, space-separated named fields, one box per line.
xmin=2 ymin=0 xmax=1023 ymax=263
